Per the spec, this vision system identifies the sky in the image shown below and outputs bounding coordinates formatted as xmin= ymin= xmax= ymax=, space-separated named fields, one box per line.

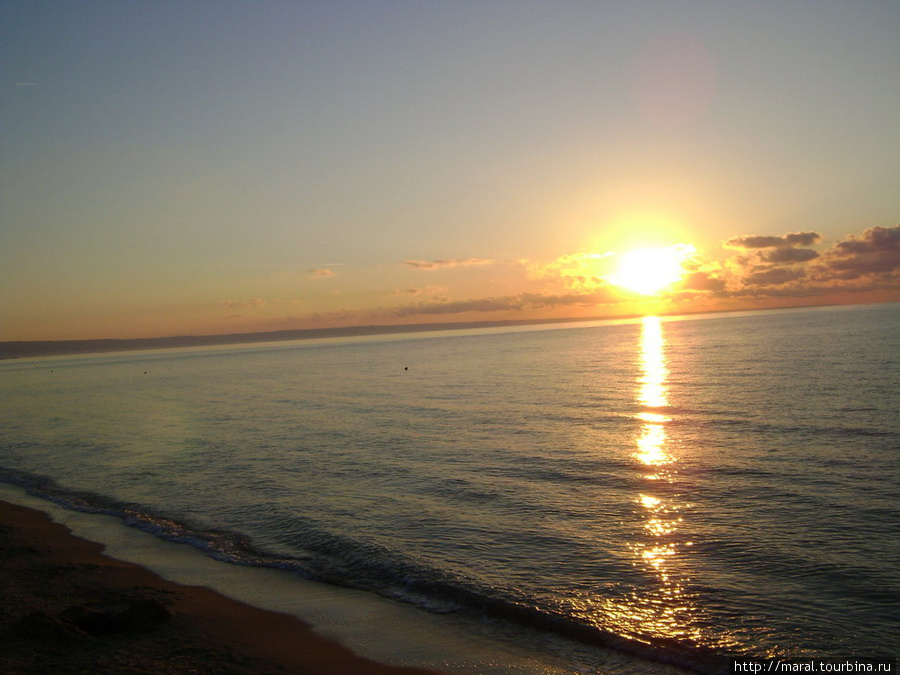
xmin=2 ymin=1 xmax=899 ymax=341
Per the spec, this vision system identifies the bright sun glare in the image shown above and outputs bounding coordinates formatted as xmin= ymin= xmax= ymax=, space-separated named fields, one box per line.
xmin=609 ymin=244 xmax=696 ymax=295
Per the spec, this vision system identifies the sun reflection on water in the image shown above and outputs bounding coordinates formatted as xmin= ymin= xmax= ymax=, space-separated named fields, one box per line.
xmin=630 ymin=316 xmax=703 ymax=642
xmin=589 ymin=315 xmax=708 ymax=647
xmin=638 ymin=315 xmax=669 ymax=409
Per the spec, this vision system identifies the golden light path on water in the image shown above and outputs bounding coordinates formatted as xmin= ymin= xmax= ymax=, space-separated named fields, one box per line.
xmin=630 ymin=316 xmax=702 ymax=644
xmin=588 ymin=315 xmax=709 ymax=648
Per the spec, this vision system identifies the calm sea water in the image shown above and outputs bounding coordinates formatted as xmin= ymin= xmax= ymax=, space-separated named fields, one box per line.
xmin=2 ymin=304 xmax=898 ymax=673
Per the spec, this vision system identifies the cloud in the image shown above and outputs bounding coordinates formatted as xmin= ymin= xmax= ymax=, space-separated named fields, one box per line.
xmin=717 ymin=230 xmax=824 ymax=292
xmin=679 ymin=270 xmax=727 ymax=292
xmin=402 ymin=258 xmax=496 ymax=270
xmin=520 ymin=252 xmax=611 ymax=289
xmin=725 ymin=231 xmax=821 ymax=249
xmin=742 ymin=267 xmax=807 ymax=286
xmin=307 ymin=268 xmax=336 ymax=278
xmin=818 ymin=224 xmax=900 ymax=280
xmin=760 ymin=247 xmax=820 ymax=264
xmin=293 ymin=225 xmax=897 ymax=327
xmin=695 ymin=223 xmax=900 ymax=301
xmin=834 ymin=225 xmax=900 ymax=253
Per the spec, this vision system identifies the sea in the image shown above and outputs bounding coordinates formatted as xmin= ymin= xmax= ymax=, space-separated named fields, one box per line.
xmin=1 ymin=303 xmax=898 ymax=674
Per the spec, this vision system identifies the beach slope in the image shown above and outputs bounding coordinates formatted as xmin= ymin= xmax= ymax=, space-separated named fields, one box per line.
xmin=0 ymin=500 xmax=442 ymax=674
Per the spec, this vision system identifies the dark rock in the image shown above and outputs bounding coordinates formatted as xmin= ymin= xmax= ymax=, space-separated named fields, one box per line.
xmin=58 ymin=603 xmax=119 ymax=636
xmin=7 ymin=611 xmax=85 ymax=641
xmin=115 ymin=598 xmax=172 ymax=632
xmin=58 ymin=599 xmax=171 ymax=636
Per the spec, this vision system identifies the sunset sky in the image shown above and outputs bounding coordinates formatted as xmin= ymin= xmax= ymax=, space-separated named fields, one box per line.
xmin=2 ymin=1 xmax=899 ymax=341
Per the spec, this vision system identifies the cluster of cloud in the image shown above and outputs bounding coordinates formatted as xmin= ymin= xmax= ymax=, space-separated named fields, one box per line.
xmin=520 ymin=252 xmax=611 ymax=290
xmin=725 ymin=231 xmax=821 ymax=249
xmin=723 ymin=230 xmax=822 ymax=286
xmin=678 ymin=269 xmax=727 ymax=293
xmin=218 ymin=224 xmax=898 ymax=329
xmin=718 ymin=225 xmax=900 ymax=297
xmin=577 ymin=223 xmax=889 ymax=311
xmin=821 ymin=225 xmax=900 ymax=280
xmin=388 ymin=224 xmax=900 ymax=320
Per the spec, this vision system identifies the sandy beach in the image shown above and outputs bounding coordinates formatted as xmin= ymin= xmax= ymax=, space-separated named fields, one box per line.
xmin=0 ymin=499 xmax=443 ymax=674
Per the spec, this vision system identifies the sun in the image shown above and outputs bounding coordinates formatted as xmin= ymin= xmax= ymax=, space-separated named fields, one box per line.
xmin=609 ymin=244 xmax=696 ymax=295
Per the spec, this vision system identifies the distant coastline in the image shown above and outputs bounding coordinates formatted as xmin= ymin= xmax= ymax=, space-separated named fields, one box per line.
xmin=0 ymin=316 xmax=625 ymax=359
xmin=2 ymin=301 xmax=887 ymax=360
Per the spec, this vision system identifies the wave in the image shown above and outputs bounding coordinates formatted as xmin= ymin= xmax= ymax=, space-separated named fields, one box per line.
xmin=1 ymin=466 xmax=738 ymax=674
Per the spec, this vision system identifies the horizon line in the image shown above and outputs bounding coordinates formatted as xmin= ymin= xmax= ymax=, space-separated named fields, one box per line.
xmin=1 ymin=301 xmax=892 ymax=360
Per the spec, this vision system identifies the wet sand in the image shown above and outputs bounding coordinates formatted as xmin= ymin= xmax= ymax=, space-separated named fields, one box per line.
xmin=0 ymin=499 xmax=443 ymax=674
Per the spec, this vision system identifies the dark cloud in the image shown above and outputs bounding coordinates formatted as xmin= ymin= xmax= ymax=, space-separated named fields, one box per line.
xmin=742 ymin=267 xmax=806 ymax=286
xmin=784 ymin=232 xmax=822 ymax=247
xmin=402 ymin=258 xmax=496 ymax=270
xmin=820 ymin=225 xmax=900 ymax=280
xmin=679 ymin=270 xmax=727 ymax=292
xmin=728 ymin=284 xmax=821 ymax=299
xmin=723 ymin=231 xmax=822 ymax=292
xmin=725 ymin=231 xmax=821 ymax=249
xmin=716 ymin=224 xmax=900 ymax=299
xmin=835 ymin=225 xmax=900 ymax=253
xmin=729 ymin=277 xmax=900 ymax=299
xmin=761 ymin=247 xmax=820 ymax=264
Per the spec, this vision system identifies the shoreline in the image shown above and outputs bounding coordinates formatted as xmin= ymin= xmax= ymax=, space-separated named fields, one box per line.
xmin=0 ymin=499 xmax=443 ymax=674
xmin=0 ymin=483 xmax=631 ymax=675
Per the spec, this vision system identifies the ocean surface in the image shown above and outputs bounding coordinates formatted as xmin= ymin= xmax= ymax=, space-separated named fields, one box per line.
xmin=2 ymin=304 xmax=899 ymax=673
